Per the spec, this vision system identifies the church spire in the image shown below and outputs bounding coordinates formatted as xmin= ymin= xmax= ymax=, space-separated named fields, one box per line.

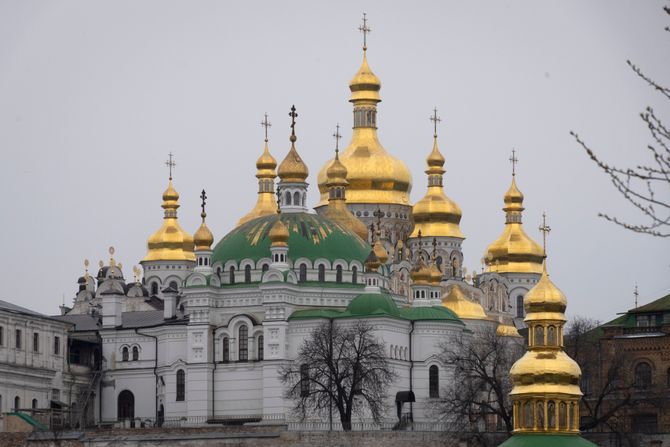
xmin=277 ymin=105 xmax=309 ymax=212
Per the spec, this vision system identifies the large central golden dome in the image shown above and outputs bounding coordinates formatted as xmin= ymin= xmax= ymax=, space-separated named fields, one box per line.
xmin=316 ymin=50 xmax=412 ymax=207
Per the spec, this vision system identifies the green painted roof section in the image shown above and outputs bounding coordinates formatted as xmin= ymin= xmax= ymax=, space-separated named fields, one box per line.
xmin=399 ymin=306 xmax=465 ymax=324
xmin=346 ymin=293 xmax=401 ymax=317
xmin=9 ymin=412 xmax=48 ymax=430
xmin=498 ymin=434 xmax=597 ymax=447
xmin=289 ymin=308 xmax=343 ymax=320
xmin=629 ymin=292 xmax=670 ymax=313
xmin=212 ymin=213 xmax=370 ymax=266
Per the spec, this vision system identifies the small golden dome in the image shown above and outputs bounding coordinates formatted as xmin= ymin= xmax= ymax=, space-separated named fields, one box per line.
xmin=278 ymin=144 xmax=309 ymax=183
xmin=237 ymin=141 xmax=278 ymax=227
xmin=496 ymin=323 xmax=522 ymax=338
xmin=194 ymin=213 xmax=214 ymax=252
xmin=349 ymin=51 xmax=381 ymax=103
xmin=269 ymin=216 xmax=289 ymax=247
xmin=484 ymin=176 xmax=544 ymax=274
xmin=143 ymin=180 xmax=196 ymax=262
xmin=410 ymin=137 xmax=463 ymax=239
xmin=325 ymin=152 xmax=348 ymax=187
xmin=365 ymin=249 xmax=381 ymax=272
xmin=524 ymin=264 xmax=567 ymax=316
xmin=256 ymin=141 xmax=277 ymax=178
xmin=441 ymin=285 xmax=489 ymax=320
xmin=410 ymin=256 xmax=431 ymax=285
xmin=373 ymin=236 xmax=388 ymax=264
xmin=429 ymin=259 xmax=442 ymax=285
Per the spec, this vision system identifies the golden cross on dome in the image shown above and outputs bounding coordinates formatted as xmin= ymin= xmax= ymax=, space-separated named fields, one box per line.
xmin=430 ymin=107 xmax=441 ymax=138
xmin=289 ymin=105 xmax=298 ymax=138
xmin=431 ymin=237 xmax=438 ymax=260
xmin=538 ymin=211 xmax=551 ymax=256
xmin=333 ymin=123 xmax=342 ymax=155
xmin=359 ymin=13 xmax=371 ymax=51
xmin=165 ymin=152 xmax=176 ymax=180
xmin=260 ymin=113 xmax=271 ymax=142
xmin=509 ymin=149 xmax=518 ymax=177
xmin=200 ymin=189 xmax=207 ymax=218
xmin=275 ymin=187 xmax=282 ymax=214
xmin=373 ymin=208 xmax=384 ymax=233
xmin=634 ymin=283 xmax=639 ymax=308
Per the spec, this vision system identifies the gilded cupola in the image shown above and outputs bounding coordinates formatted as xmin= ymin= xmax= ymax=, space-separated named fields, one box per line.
xmin=441 ymin=284 xmax=489 ymax=320
xmin=277 ymin=107 xmax=309 ymax=184
xmin=143 ymin=158 xmax=196 ymax=263
xmin=269 ymin=216 xmax=290 ymax=248
xmin=410 ymin=255 xmax=431 ymax=286
xmin=410 ymin=109 xmax=464 ymax=239
xmin=194 ymin=189 xmax=214 ymax=251
xmin=237 ymin=115 xmax=279 ymax=226
xmin=316 ymin=15 xmax=411 ymax=208
xmin=321 ymin=126 xmax=369 ymax=241
xmin=484 ymin=153 xmax=544 ymax=274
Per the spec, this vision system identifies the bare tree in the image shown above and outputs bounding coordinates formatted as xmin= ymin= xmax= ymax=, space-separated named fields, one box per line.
xmin=280 ymin=320 xmax=396 ymax=431
xmin=571 ymin=5 xmax=670 ymax=237
xmin=433 ymin=327 xmax=523 ymax=442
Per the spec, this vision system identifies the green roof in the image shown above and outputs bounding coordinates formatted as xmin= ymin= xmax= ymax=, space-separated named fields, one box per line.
xmin=629 ymin=292 xmax=670 ymax=314
xmin=498 ymin=434 xmax=597 ymax=447
xmin=399 ymin=306 xmax=464 ymax=323
xmin=212 ymin=213 xmax=370 ymax=266
xmin=346 ymin=293 xmax=401 ymax=317
xmin=9 ymin=412 xmax=48 ymax=430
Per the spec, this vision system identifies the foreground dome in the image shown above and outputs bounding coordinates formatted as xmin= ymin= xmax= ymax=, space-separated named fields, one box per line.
xmin=212 ymin=213 xmax=370 ymax=266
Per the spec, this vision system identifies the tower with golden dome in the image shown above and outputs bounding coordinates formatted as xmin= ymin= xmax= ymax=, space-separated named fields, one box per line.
xmin=316 ymin=15 xmax=413 ymax=251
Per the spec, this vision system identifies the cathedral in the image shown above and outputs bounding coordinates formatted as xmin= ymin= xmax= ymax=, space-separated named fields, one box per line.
xmin=52 ymin=17 xmax=572 ymax=434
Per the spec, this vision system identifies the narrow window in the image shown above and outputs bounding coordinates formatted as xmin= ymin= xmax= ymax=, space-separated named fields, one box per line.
xmin=262 ymin=264 xmax=269 ymax=273
xmin=238 ymin=326 xmax=248 ymax=361
xmin=14 ymin=396 xmax=20 ymax=410
xmin=33 ymin=333 xmax=39 ymax=352
xmin=15 ymin=329 xmax=22 ymax=349
xmin=534 ymin=325 xmax=545 ymax=347
xmin=122 ymin=346 xmax=129 ymax=362
xmin=336 ymin=265 xmax=343 ymax=283
xmin=229 ymin=266 xmax=235 ymax=284
xmin=151 ymin=282 xmax=158 ymax=295
xmin=429 ymin=365 xmax=439 ymax=398
xmin=285 ymin=191 xmax=292 ymax=205
xmin=548 ymin=401 xmax=556 ymax=429
xmin=169 ymin=281 xmax=178 ymax=291
xmin=258 ymin=335 xmax=264 ymax=360
xmin=524 ymin=401 xmax=533 ymax=428
xmin=352 ymin=266 xmax=358 ymax=284
xmin=132 ymin=346 xmax=139 ymax=361
xmin=244 ymin=265 xmax=251 ymax=283
xmin=54 ymin=336 xmax=60 ymax=355
xmin=299 ymin=264 xmax=307 ymax=282
xmin=536 ymin=401 xmax=545 ymax=429
xmin=176 ymin=369 xmax=185 ymax=401
xmin=635 ymin=362 xmax=652 ymax=388
xmin=516 ymin=295 xmax=524 ymax=318
xmin=300 ymin=364 xmax=309 ymax=397
xmin=0 ymin=326 xmax=4 ymax=346
xmin=293 ymin=191 xmax=300 ymax=206
xmin=318 ymin=264 xmax=325 ymax=282
xmin=32 ymin=399 xmax=38 ymax=409
xmin=222 ymin=337 xmax=229 ymax=362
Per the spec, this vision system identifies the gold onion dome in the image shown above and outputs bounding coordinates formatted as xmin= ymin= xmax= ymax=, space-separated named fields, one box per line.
xmin=364 ymin=249 xmax=381 ymax=272
xmin=441 ymin=284 xmax=489 ymax=320
xmin=496 ymin=323 xmax=522 ymax=338
xmin=237 ymin=139 xmax=278 ymax=227
xmin=410 ymin=134 xmax=464 ymax=239
xmin=278 ymin=139 xmax=309 ymax=183
xmin=372 ymin=232 xmax=388 ymax=264
xmin=194 ymin=191 xmax=214 ymax=251
xmin=429 ymin=261 xmax=442 ymax=285
xmin=316 ymin=49 xmax=411 ymax=207
xmin=143 ymin=179 xmax=196 ymax=262
xmin=524 ymin=263 xmax=567 ymax=317
xmin=410 ymin=256 xmax=431 ymax=285
xmin=269 ymin=216 xmax=289 ymax=248
xmin=322 ymin=147 xmax=369 ymax=241
xmin=484 ymin=175 xmax=544 ymax=274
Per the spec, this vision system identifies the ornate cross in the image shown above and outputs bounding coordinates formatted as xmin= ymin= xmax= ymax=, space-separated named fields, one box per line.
xmin=289 ymin=105 xmax=298 ymax=136
xmin=260 ymin=113 xmax=271 ymax=142
xmin=200 ymin=189 xmax=207 ymax=216
xmin=634 ymin=283 xmax=639 ymax=308
xmin=430 ymin=107 xmax=441 ymax=138
xmin=538 ymin=211 xmax=551 ymax=256
xmin=373 ymin=208 xmax=384 ymax=230
xmin=359 ymin=13 xmax=371 ymax=51
xmin=509 ymin=149 xmax=518 ymax=177
xmin=333 ymin=123 xmax=342 ymax=155
xmin=432 ymin=237 xmax=438 ymax=260
xmin=275 ymin=187 xmax=282 ymax=214
xmin=165 ymin=152 xmax=176 ymax=180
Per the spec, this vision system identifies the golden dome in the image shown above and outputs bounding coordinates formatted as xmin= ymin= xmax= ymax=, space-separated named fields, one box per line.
xmin=322 ymin=150 xmax=369 ymax=241
xmin=143 ymin=180 xmax=196 ymax=262
xmin=373 ymin=236 xmax=388 ymax=264
xmin=194 ymin=210 xmax=214 ymax=252
xmin=316 ymin=50 xmax=412 ymax=207
xmin=509 ymin=350 xmax=582 ymax=397
xmin=278 ymin=129 xmax=309 ymax=184
xmin=496 ymin=323 xmax=522 ymax=338
xmin=410 ymin=137 xmax=464 ymax=239
xmin=429 ymin=261 xmax=442 ymax=285
xmin=441 ymin=285 xmax=489 ymax=320
xmin=237 ymin=141 xmax=278 ymax=227
xmin=410 ymin=256 xmax=431 ymax=285
xmin=365 ymin=249 xmax=381 ymax=272
xmin=484 ymin=176 xmax=544 ymax=274
xmin=524 ymin=264 xmax=567 ymax=317
xmin=269 ymin=216 xmax=289 ymax=247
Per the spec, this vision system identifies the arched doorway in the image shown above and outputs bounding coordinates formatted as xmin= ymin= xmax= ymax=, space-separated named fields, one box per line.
xmin=117 ymin=390 xmax=135 ymax=425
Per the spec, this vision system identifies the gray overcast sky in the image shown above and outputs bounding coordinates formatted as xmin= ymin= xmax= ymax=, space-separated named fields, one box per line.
xmin=0 ymin=1 xmax=667 ymax=322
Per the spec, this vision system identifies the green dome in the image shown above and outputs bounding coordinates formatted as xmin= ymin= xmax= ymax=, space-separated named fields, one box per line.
xmin=346 ymin=293 xmax=400 ymax=317
xmin=212 ymin=213 xmax=370 ymax=266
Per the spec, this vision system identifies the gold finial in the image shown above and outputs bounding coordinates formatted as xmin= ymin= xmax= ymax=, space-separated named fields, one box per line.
xmin=117 ymin=262 xmax=122 ymax=270
xmin=538 ymin=211 xmax=551 ymax=257
xmin=108 ymin=246 xmax=116 ymax=267
xmin=83 ymin=259 xmax=90 ymax=282
xmin=289 ymin=105 xmax=298 ymax=143
xmin=359 ymin=12 xmax=371 ymax=51
xmin=333 ymin=123 xmax=342 ymax=155
xmin=260 ymin=113 xmax=272 ymax=143
xmin=165 ymin=152 xmax=176 ymax=181
xmin=133 ymin=265 xmax=140 ymax=284
xmin=634 ymin=283 xmax=639 ymax=308
xmin=430 ymin=107 xmax=441 ymax=139
xmin=431 ymin=237 xmax=437 ymax=260
xmin=275 ymin=187 xmax=282 ymax=214
xmin=509 ymin=148 xmax=518 ymax=177
xmin=200 ymin=189 xmax=207 ymax=221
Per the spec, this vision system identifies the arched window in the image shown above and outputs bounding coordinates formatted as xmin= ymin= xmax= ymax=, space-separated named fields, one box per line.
xmin=222 ymin=337 xmax=229 ymax=362
xmin=300 ymin=364 xmax=310 ymax=397
xmin=14 ymin=396 xmax=20 ymax=410
xmin=635 ymin=362 xmax=652 ymax=388
xmin=302 ymin=193 xmax=306 ymax=206
xmin=176 ymin=370 xmax=185 ymax=401
xmin=559 ymin=402 xmax=567 ymax=430
xmin=117 ymin=390 xmax=134 ymax=422
xmin=516 ymin=295 xmax=524 ymax=318
xmin=32 ymin=398 xmax=37 ymax=409
xmin=262 ymin=264 xmax=269 ymax=273
xmin=151 ymin=282 xmax=158 ymax=295
xmin=293 ymin=191 xmax=300 ymax=206
xmin=318 ymin=264 xmax=325 ymax=282
xmin=229 ymin=266 xmax=235 ymax=284
xmin=258 ymin=335 xmax=264 ymax=360
xmin=122 ymin=346 xmax=129 ymax=362
xmin=547 ymin=326 xmax=556 ymax=346
xmin=523 ymin=401 xmax=533 ymax=429
xmin=169 ymin=281 xmax=178 ymax=291
xmin=436 ymin=256 xmax=443 ymax=269
xmin=132 ymin=346 xmax=139 ymax=361
xmin=238 ymin=325 xmax=248 ymax=361
xmin=548 ymin=401 xmax=556 ymax=429
xmin=429 ymin=365 xmax=439 ymax=398
xmin=536 ymin=401 xmax=545 ymax=429
xmin=534 ymin=325 xmax=545 ymax=346
xmin=336 ymin=265 xmax=343 ymax=283
xmin=285 ymin=191 xmax=292 ymax=205
xmin=244 ymin=265 xmax=251 ymax=283
xmin=352 ymin=266 xmax=358 ymax=284
xmin=299 ymin=264 xmax=307 ymax=282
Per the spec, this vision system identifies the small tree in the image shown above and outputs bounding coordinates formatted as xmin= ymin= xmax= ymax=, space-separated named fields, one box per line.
xmin=280 ymin=319 xmax=396 ymax=431
xmin=571 ymin=5 xmax=670 ymax=237
xmin=434 ymin=327 xmax=523 ymax=441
